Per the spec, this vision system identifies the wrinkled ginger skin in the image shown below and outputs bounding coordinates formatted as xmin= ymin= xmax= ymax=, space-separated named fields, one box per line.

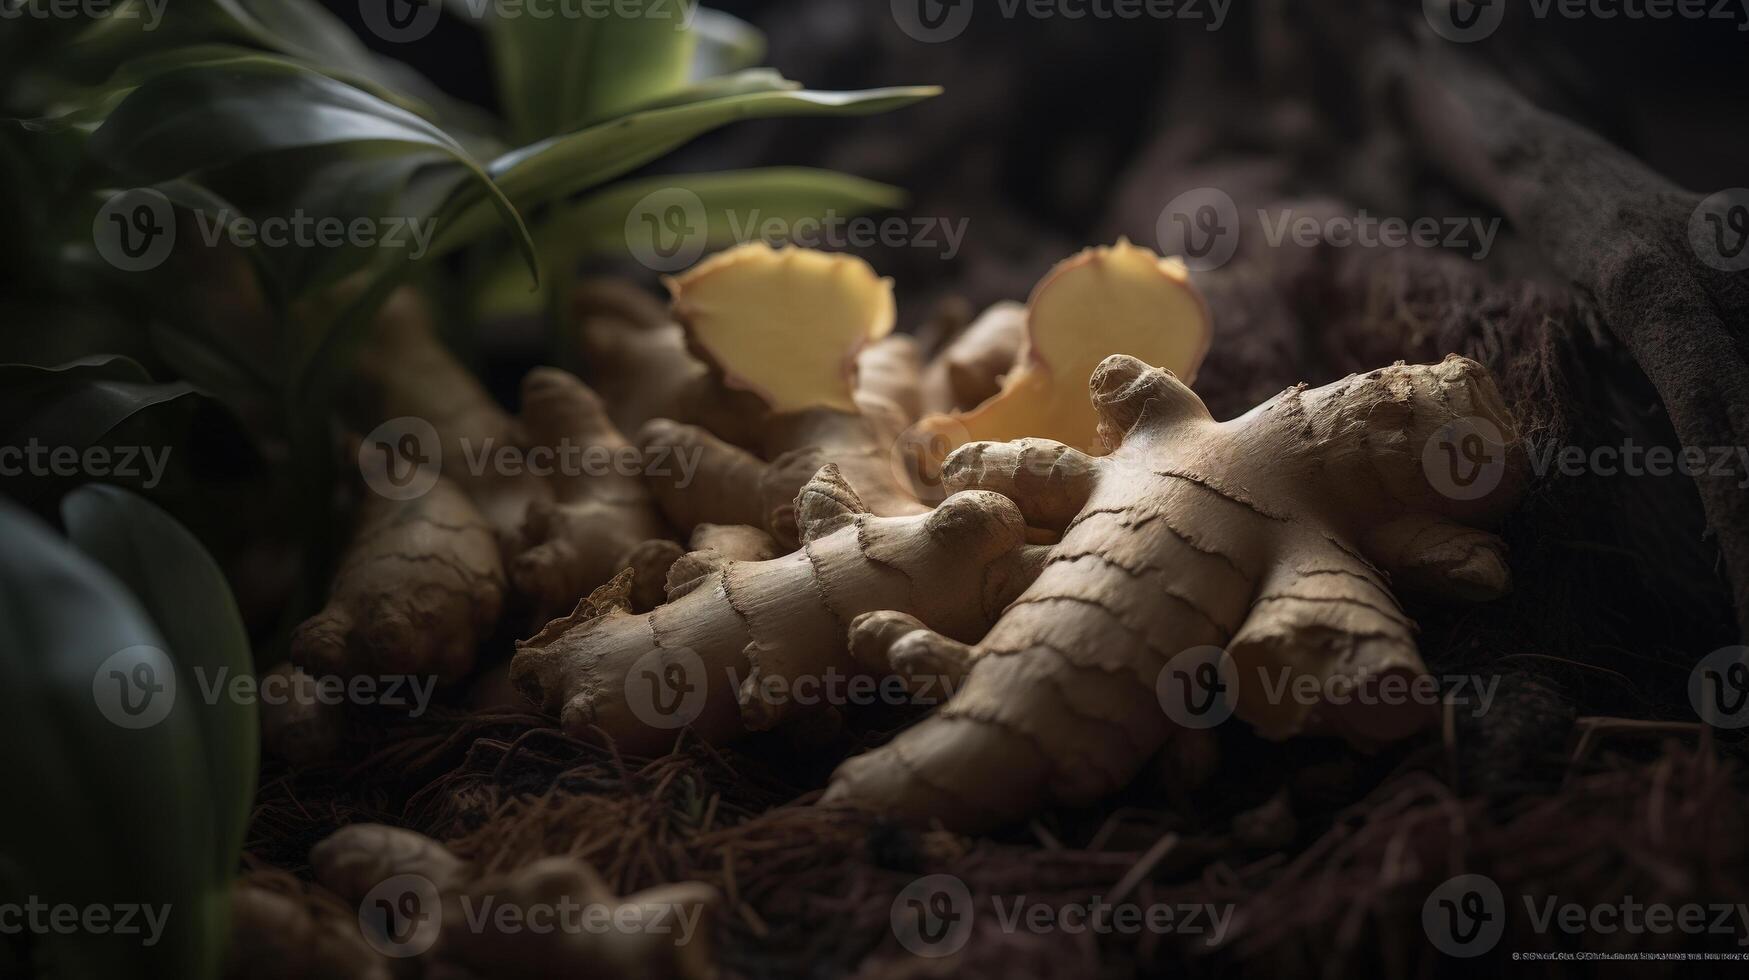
xmin=827 ymin=354 xmax=1525 ymax=831
xmin=509 ymin=466 xmax=1043 ymax=754
xmin=509 ymin=367 xmax=678 ymax=622
xmin=357 ymin=291 xmax=677 ymax=612
xmin=292 ymin=471 xmax=505 ymax=684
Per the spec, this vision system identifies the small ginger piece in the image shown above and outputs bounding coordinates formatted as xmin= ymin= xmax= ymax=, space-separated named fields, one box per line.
xmin=225 ymin=871 xmax=392 ymax=980
xmin=258 ymin=663 xmax=345 ymax=765
xmin=666 ymin=242 xmax=895 ymax=414
xmin=311 ymin=824 xmax=716 ymax=980
xmin=825 ymin=354 xmax=1525 ymax=831
xmin=922 ymin=239 xmax=1212 ymax=456
xmin=293 ymin=465 xmax=505 ymax=683
xmin=510 ymin=466 xmax=1046 ymax=752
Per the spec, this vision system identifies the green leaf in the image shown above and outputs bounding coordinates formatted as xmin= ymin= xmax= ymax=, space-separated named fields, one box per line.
xmin=688 ymin=7 xmax=765 ymax=79
xmin=479 ymin=0 xmax=698 ymax=143
xmin=543 ymin=166 xmax=907 ymax=257
xmin=432 ymin=83 xmax=939 ymax=257
xmin=0 ymin=357 xmax=200 ymax=502
xmin=0 ymin=499 xmax=225 ymax=979
xmin=62 ymin=484 xmax=259 ymax=890
xmin=88 ymin=55 xmax=537 ymax=283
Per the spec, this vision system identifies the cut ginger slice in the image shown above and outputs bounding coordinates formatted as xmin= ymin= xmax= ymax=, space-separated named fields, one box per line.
xmin=938 ymin=239 xmax=1211 ymax=454
xmin=666 ymin=242 xmax=896 ymax=414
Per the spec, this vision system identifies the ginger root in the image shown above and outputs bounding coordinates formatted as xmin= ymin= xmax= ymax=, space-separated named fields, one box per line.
xmin=356 ymin=289 xmax=678 ymax=616
xmin=637 ymin=244 xmax=930 ymax=547
xmin=311 ymin=824 xmax=716 ymax=980
xmin=825 ymin=354 xmax=1525 ymax=831
xmin=292 ymin=464 xmax=506 ymax=684
xmin=509 ymin=466 xmax=1046 ymax=753
xmin=917 ymin=239 xmax=1212 ymax=456
xmin=666 ymin=243 xmax=895 ymax=415
xmin=225 ymin=871 xmax=392 ymax=980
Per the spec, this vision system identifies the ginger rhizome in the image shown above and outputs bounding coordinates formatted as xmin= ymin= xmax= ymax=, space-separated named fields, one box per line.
xmin=509 ymin=465 xmax=1047 ymax=752
xmin=293 ymin=291 xmax=682 ymax=687
xmin=292 ymin=460 xmax=506 ymax=684
xmin=225 ymin=871 xmax=392 ymax=980
xmin=825 ymin=353 xmax=1525 ymax=831
xmin=917 ymin=239 xmax=1212 ymax=457
xmin=633 ymin=243 xmax=929 ymax=547
xmin=310 ymin=824 xmax=716 ymax=980
xmin=354 ymin=289 xmax=678 ymax=617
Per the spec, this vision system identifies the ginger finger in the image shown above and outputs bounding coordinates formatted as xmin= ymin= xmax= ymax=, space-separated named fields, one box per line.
xmin=508 ymin=368 xmax=676 ymax=622
xmin=292 ymin=463 xmax=505 ymax=684
xmin=509 ymin=466 xmax=1043 ymax=752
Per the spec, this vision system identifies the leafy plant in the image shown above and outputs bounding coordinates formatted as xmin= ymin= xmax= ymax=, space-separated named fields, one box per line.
xmin=0 ymin=487 xmax=257 ymax=979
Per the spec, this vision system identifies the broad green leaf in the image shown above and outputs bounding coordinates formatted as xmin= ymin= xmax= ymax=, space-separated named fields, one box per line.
xmin=88 ymin=56 xmax=537 ymax=282
xmin=542 ymin=166 xmax=907 ymax=258
xmin=62 ymin=484 xmax=259 ymax=889
xmin=477 ymin=0 xmax=698 ymax=143
xmin=432 ymin=83 xmax=939 ymax=256
xmin=0 ymin=499 xmax=224 ymax=979
xmin=688 ymin=7 xmax=765 ymax=79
